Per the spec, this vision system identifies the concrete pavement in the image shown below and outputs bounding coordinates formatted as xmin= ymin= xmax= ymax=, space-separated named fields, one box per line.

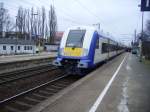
xmin=30 ymin=53 xmax=150 ymax=112
xmin=99 ymin=53 xmax=150 ymax=112
xmin=0 ymin=52 xmax=56 ymax=63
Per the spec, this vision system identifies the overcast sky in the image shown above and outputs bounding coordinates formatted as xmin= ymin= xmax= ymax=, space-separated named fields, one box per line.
xmin=1 ymin=0 xmax=149 ymax=45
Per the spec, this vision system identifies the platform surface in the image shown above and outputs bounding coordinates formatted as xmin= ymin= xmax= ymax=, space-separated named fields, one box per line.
xmin=30 ymin=53 xmax=150 ymax=112
xmin=0 ymin=52 xmax=56 ymax=64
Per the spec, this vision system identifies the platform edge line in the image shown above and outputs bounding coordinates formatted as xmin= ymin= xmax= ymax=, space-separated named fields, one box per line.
xmin=89 ymin=55 xmax=127 ymax=112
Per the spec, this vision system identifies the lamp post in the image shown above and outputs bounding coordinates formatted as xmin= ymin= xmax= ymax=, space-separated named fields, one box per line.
xmin=31 ymin=13 xmax=39 ymax=53
xmin=138 ymin=3 xmax=144 ymax=62
xmin=15 ymin=16 xmax=18 ymax=54
xmin=139 ymin=12 xmax=144 ymax=62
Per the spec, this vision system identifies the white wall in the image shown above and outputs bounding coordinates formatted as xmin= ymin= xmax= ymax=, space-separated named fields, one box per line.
xmin=0 ymin=44 xmax=36 ymax=55
xmin=45 ymin=45 xmax=59 ymax=52
xmin=0 ymin=44 xmax=15 ymax=54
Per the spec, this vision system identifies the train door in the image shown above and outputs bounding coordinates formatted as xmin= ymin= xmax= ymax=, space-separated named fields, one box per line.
xmin=94 ymin=37 xmax=100 ymax=64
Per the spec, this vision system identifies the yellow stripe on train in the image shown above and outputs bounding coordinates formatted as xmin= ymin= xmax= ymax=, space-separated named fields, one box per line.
xmin=64 ymin=47 xmax=83 ymax=57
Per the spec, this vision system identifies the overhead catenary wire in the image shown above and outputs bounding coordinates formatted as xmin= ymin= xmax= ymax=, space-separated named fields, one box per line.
xmin=59 ymin=17 xmax=82 ymax=25
xmin=39 ymin=0 xmax=86 ymax=25
xmin=74 ymin=0 xmax=102 ymax=22
xmin=6 ymin=0 xmax=97 ymax=30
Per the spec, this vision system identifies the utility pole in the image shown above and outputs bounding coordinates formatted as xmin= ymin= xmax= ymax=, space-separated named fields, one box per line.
xmin=31 ymin=13 xmax=38 ymax=40
xmin=31 ymin=13 xmax=39 ymax=52
xmin=134 ymin=29 xmax=137 ymax=43
xmin=15 ymin=16 xmax=18 ymax=54
xmin=138 ymin=3 xmax=145 ymax=62
xmin=93 ymin=23 xmax=100 ymax=32
xmin=139 ymin=12 xmax=144 ymax=62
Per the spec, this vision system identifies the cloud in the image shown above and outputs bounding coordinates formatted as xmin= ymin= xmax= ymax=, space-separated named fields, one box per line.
xmin=1 ymin=0 xmax=148 ymax=45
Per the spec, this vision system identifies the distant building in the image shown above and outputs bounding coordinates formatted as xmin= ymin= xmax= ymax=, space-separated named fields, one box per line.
xmin=44 ymin=31 xmax=63 ymax=52
xmin=140 ymin=37 xmax=150 ymax=59
xmin=0 ymin=31 xmax=30 ymax=39
xmin=44 ymin=43 xmax=59 ymax=52
xmin=0 ymin=38 xmax=36 ymax=55
xmin=55 ymin=31 xmax=64 ymax=44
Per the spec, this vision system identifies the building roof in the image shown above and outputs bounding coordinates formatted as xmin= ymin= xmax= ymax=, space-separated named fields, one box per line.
xmin=55 ymin=31 xmax=64 ymax=39
xmin=0 ymin=38 xmax=35 ymax=45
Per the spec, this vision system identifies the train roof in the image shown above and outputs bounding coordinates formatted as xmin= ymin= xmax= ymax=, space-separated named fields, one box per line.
xmin=66 ymin=26 xmax=126 ymax=46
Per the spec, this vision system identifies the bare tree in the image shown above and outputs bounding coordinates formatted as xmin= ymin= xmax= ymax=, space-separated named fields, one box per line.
xmin=0 ymin=3 xmax=58 ymax=44
xmin=48 ymin=5 xmax=57 ymax=44
xmin=45 ymin=24 xmax=49 ymax=42
xmin=146 ymin=19 xmax=150 ymax=36
xmin=30 ymin=7 xmax=34 ymax=40
xmin=37 ymin=8 xmax=42 ymax=37
xmin=5 ymin=15 xmax=14 ymax=32
xmin=0 ymin=2 xmax=5 ymax=33
xmin=0 ymin=2 xmax=14 ymax=36
xmin=26 ymin=9 xmax=30 ymax=39
xmin=41 ymin=7 xmax=46 ymax=38
xmin=23 ymin=9 xmax=27 ymax=34
xmin=17 ymin=7 xmax=24 ymax=38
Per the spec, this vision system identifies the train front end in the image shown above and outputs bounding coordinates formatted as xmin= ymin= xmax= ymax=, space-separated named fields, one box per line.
xmin=53 ymin=26 xmax=97 ymax=74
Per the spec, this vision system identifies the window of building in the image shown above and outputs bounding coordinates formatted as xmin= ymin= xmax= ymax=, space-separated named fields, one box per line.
xmin=24 ymin=46 xmax=26 ymax=50
xmin=18 ymin=46 xmax=20 ymax=50
xmin=27 ymin=46 xmax=30 ymax=50
xmin=3 ymin=46 xmax=6 ymax=50
xmin=11 ymin=46 xmax=14 ymax=50
xmin=30 ymin=46 xmax=32 ymax=50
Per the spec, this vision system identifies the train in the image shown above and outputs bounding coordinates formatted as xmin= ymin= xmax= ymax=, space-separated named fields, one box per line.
xmin=53 ymin=26 xmax=125 ymax=74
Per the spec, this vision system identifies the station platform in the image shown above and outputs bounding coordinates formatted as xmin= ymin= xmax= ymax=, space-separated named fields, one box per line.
xmin=30 ymin=53 xmax=150 ymax=112
xmin=0 ymin=52 xmax=56 ymax=64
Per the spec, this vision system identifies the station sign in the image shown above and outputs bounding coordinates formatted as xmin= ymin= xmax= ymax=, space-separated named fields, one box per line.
xmin=141 ymin=0 xmax=150 ymax=11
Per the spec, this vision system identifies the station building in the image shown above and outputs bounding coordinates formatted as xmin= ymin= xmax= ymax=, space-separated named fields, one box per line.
xmin=44 ymin=31 xmax=64 ymax=52
xmin=0 ymin=38 xmax=36 ymax=55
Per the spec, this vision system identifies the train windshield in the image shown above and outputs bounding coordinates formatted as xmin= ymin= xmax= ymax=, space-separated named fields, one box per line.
xmin=66 ymin=30 xmax=86 ymax=48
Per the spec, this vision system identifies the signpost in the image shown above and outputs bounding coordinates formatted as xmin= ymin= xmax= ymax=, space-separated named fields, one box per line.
xmin=139 ymin=0 xmax=150 ymax=61
xmin=141 ymin=0 xmax=150 ymax=11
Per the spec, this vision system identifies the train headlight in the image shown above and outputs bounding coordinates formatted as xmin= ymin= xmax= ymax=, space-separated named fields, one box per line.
xmin=82 ymin=48 xmax=88 ymax=57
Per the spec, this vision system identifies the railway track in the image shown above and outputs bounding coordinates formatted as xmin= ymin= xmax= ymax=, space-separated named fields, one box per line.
xmin=0 ymin=64 xmax=57 ymax=85
xmin=0 ymin=74 xmax=81 ymax=112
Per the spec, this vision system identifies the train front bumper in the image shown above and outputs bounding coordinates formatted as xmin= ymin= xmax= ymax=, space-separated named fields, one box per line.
xmin=53 ymin=56 xmax=92 ymax=69
xmin=77 ymin=60 xmax=91 ymax=68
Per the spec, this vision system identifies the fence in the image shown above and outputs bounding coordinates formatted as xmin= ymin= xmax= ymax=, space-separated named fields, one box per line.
xmin=142 ymin=41 xmax=150 ymax=59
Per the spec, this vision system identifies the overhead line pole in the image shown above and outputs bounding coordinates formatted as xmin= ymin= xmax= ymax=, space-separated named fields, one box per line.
xmin=139 ymin=11 xmax=144 ymax=62
xmin=93 ymin=23 xmax=100 ymax=32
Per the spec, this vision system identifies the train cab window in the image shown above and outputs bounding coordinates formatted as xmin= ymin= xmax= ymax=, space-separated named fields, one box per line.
xmin=96 ymin=38 xmax=99 ymax=49
xmin=66 ymin=30 xmax=86 ymax=48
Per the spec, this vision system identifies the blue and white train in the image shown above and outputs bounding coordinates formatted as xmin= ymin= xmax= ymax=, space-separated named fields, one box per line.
xmin=53 ymin=26 xmax=125 ymax=74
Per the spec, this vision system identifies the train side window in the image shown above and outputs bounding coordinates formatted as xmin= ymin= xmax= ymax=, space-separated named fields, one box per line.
xmin=102 ymin=43 xmax=108 ymax=53
xmin=96 ymin=38 xmax=99 ymax=49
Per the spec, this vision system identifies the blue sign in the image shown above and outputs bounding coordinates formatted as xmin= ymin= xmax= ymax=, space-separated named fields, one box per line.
xmin=141 ymin=0 xmax=150 ymax=11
